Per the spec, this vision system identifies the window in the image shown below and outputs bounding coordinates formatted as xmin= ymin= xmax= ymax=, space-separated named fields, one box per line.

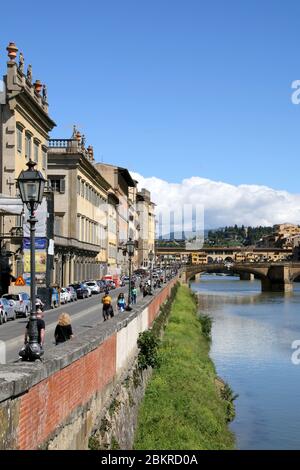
xmin=17 ymin=126 xmax=23 ymax=153
xmin=50 ymin=178 xmax=65 ymax=193
xmin=34 ymin=141 xmax=39 ymax=162
xmin=54 ymin=215 xmax=63 ymax=236
xmin=81 ymin=180 xmax=85 ymax=197
xmin=77 ymin=177 xmax=81 ymax=195
xmin=25 ymin=133 xmax=32 ymax=159
xmin=81 ymin=217 xmax=84 ymax=241
xmin=42 ymin=147 xmax=47 ymax=169
xmin=77 ymin=215 xmax=80 ymax=239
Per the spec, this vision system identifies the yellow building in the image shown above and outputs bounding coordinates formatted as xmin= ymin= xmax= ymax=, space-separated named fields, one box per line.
xmin=95 ymin=163 xmax=137 ymax=275
xmin=191 ymin=252 xmax=208 ymax=264
xmin=0 ymin=43 xmax=56 ymax=291
xmin=107 ymin=192 xmax=119 ymax=271
xmin=48 ymin=129 xmax=110 ymax=285
xmin=136 ymin=189 xmax=156 ymax=268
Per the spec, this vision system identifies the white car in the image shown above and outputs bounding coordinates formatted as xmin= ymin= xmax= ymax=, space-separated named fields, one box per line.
xmin=2 ymin=292 xmax=31 ymax=318
xmin=60 ymin=287 xmax=71 ymax=304
xmin=85 ymin=281 xmax=100 ymax=294
xmin=82 ymin=283 xmax=92 ymax=297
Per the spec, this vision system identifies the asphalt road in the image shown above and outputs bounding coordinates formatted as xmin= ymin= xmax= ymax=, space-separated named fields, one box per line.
xmin=0 ymin=286 xmax=140 ymax=364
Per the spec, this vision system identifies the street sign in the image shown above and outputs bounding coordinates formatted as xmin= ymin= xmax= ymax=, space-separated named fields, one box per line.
xmin=15 ymin=276 xmax=26 ymax=286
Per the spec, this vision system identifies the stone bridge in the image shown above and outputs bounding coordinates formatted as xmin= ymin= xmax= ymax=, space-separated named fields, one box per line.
xmin=182 ymin=262 xmax=300 ymax=292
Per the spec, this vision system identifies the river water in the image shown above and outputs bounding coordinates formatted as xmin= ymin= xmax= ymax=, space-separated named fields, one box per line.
xmin=191 ymin=274 xmax=300 ymax=450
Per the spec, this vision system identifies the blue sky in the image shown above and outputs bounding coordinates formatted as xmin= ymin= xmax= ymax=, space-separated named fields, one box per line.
xmin=1 ymin=0 xmax=300 ymax=194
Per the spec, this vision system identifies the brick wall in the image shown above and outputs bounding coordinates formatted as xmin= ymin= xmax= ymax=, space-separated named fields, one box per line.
xmin=0 ymin=279 xmax=177 ymax=450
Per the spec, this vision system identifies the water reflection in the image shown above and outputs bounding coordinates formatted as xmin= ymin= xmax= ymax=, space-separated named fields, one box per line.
xmin=191 ymin=275 xmax=300 ymax=450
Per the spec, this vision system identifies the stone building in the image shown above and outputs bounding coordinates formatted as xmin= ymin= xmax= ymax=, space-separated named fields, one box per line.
xmin=48 ymin=128 xmax=110 ymax=285
xmin=257 ymin=223 xmax=300 ymax=249
xmin=136 ymin=188 xmax=156 ymax=268
xmin=0 ymin=43 xmax=55 ymax=292
xmin=95 ymin=163 xmax=137 ymax=275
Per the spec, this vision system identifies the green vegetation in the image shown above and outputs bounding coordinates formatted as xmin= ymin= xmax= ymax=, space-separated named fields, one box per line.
xmin=134 ymin=285 xmax=235 ymax=450
xmin=220 ymin=383 xmax=239 ymax=423
xmin=137 ymin=331 xmax=161 ymax=371
xmin=205 ymin=225 xmax=273 ymax=247
xmin=198 ymin=313 xmax=213 ymax=341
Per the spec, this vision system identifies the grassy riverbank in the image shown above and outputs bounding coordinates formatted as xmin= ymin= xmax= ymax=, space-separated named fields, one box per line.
xmin=134 ymin=285 xmax=235 ymax=450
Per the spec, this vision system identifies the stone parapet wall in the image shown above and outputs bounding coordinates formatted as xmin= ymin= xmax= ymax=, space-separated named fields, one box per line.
xmin=0 ymin=279 xmax=177 ymax=450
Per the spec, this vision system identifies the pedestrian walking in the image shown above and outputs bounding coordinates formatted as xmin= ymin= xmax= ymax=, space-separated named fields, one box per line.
xmin=117 ymin=292 xmax=126 ymax=312
xmin=54 ymin=313 xmax=74 ymax=345
xmin=102 ymin=292 xmax=113 ymax=321
xmin=131 ymin=286 xmax=137 ymax=304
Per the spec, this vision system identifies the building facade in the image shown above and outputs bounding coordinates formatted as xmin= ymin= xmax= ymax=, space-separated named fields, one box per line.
xmin=48 ymin=129 xmax=110 ymax=286
xmin=95 ymin=163 xmax=137 ymax=275
xmin=257 ymin=223 xmax=300 ymax=249
xmin=136 ymin=188 xmax=156 ymax=268
xmin=0 ymin=43 xmax=55 ymax=293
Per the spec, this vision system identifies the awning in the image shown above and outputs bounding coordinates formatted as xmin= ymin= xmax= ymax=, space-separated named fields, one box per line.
xmin=0 ymin=196 xmax=23 ymax=215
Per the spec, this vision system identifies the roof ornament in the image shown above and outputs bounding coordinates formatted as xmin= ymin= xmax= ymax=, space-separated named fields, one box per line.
xmin=76 ymin=130 xmax=81 ymax=143
xmin=87 ymin=145 xmax=94 ymax=160
xmin=6 ymin=42 xmax=18 ymax=61
xmin=42 ymin=84 xmax=48 ymax=102
xmin=27 ymin=64 xmax=32 ymax=83
xmin=34 ymin=80 xmax=43 ymax=94
xmin=72 ymin=125 xmax=77 ymax=138
xmin=19 ymin=52 xmax=24 ymax=72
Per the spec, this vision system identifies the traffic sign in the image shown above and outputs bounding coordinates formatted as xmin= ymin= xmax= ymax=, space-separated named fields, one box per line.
xmin=15 ymin=276 xmax=26 ymax=286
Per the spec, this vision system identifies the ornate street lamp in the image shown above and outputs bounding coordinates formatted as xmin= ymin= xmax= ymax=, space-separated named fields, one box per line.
xmin=148 ymin=250 xmax=154 ymax=294
xmin=126 ymin=238 xmax=135 ymax=311
xmin=17 ymin=160 xmax=46 ymax=361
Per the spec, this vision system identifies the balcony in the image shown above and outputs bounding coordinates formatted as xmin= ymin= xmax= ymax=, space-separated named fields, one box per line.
xmin=48 ymin=139 xmax=75 ymax=148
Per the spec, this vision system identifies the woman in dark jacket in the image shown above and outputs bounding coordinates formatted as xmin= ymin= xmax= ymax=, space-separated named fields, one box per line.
xmin=54 ymin=312 xmax=74 ymax=345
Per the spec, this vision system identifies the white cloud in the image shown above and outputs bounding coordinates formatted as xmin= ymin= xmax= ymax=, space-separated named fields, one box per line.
xmin=131 ymin=172 xmax=300 ymax=229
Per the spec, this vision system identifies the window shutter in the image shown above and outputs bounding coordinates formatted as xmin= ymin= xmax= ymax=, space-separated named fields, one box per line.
xmin=59 ymin=179 xmax=65 ymax=193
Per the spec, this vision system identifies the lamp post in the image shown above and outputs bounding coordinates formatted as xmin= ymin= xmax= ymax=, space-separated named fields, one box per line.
xmin=17 ymin=160 xmax=46 ymax=361
xmin=126 ymin=238 xmax=135 ymax=311
xmin=148 ymin=250 xmax=154 ymax=294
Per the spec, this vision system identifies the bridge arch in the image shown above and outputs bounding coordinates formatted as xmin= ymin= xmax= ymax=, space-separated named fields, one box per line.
xmin=184 ymin=263 xmax=269 ymax=284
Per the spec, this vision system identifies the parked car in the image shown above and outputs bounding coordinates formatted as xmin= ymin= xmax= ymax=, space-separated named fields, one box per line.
xmin=2 ymin=292 xmax=30 ymax=318
xmin=85 ymin=281 xmax=100 ymax=294
xmin=0 ymin=297 xmax=16 ymax=323
xmin=82 ymin=283 xmax=92 ymax=297
xmin=60 ymin=287 xmax=71 ymax=304
xmin=69 ymin=283 xmax=89 ymax=299
xmin=66 ymin=286 xmax=77 ymax=302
